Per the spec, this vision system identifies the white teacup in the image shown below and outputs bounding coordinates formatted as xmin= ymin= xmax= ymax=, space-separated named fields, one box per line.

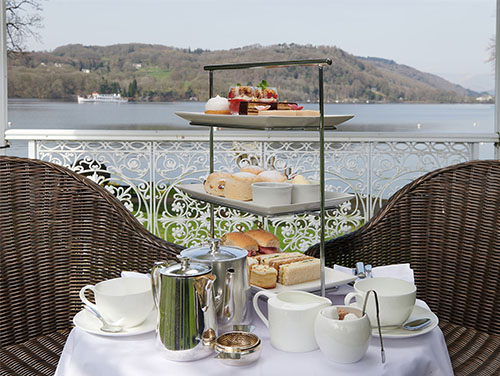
xmin=315 ymin=306 xmax=371 ymax=363
xmin=253 ymin=290 xmax=331 ymax=352
xmin=344 ymin=277 xmax=416 ymax=327
xmin=79 ymin=277 xmax=154 ymax=328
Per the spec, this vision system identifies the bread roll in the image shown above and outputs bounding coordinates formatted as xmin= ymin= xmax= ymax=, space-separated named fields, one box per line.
xmin=245 ymin=229 xmax=280 ymax=253
xmin=224 ymin=172 xmax=262 ymax=201
xmin=204 ymin=172 xmax=232 ymax=197
xmin=259 ymin=170 xmax=287 ymax=183
xmin=221 ymin=232 xmax=259 ymax=256
xmin=240 ymin=166 xmax=265 ymax=175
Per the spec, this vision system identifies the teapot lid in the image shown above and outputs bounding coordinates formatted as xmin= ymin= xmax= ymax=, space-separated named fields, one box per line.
xmin=161 ymin=256 xmax=212 ymax=277
xmin=181 ymin=238 xmax=247 ymax=262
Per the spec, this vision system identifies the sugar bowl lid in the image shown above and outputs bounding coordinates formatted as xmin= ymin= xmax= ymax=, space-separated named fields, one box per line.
xmin=161 ymin=255 xmax=212 ymax=277
xmin=181 ymin=238 xmax=247 ymax=262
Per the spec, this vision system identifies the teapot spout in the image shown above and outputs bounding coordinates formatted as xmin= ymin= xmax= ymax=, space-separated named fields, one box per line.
xmin=194 ymin=274 xmax=216 ymax=312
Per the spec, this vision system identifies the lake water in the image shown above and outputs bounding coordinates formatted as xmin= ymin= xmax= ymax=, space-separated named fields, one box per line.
xmin=5 ymin=99 xmax=496 ymax=157
xmin=7 ymin=99 xmax=494 ymax=132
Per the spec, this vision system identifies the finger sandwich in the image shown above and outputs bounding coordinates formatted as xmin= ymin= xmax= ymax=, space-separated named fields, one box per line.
xmin=279 ymin=258 xmax=320 ymax=286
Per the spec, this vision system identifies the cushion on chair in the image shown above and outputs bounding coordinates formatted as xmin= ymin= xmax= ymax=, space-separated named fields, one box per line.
xmin=0 ymin=329 xmax=70 ymax=376
xmin=440 ymin=321 xmax=500 ymax=376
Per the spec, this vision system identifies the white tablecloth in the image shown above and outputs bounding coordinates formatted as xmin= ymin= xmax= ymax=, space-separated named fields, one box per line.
xmin=55 ymin=291 xmax=453 ymax=376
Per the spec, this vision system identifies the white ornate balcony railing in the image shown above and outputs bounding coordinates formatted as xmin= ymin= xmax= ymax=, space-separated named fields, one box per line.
xmin=5 ymin=129 xmax=497 ymax=251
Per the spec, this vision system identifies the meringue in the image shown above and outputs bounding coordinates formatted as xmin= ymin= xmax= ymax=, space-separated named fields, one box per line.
xmin=205 ymin=95 xmax=230 ymax=114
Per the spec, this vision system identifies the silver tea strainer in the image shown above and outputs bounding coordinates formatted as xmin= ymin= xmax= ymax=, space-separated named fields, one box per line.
xmin=214 ymin=331 xmax=262 ymax=366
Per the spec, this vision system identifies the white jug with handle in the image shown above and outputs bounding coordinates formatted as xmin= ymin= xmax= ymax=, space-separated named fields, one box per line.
xmin=253 ymin=290 xmax=331 ymax=352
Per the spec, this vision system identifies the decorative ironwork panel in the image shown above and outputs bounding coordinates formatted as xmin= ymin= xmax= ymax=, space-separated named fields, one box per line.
xmin=37 ymin=140 xmax=154 ymax=230
xmin=35 ymin=137 xmax=473 ymax=250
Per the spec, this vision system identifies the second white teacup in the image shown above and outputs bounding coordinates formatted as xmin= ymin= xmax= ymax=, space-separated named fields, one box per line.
xmin=79 ymin=277 xmax=154 ymax=328
xmin=344 ymin=277 xmax=416 ymax=327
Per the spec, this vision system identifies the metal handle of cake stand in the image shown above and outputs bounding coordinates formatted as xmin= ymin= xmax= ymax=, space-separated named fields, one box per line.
xmin=362 ymin=289 xmax=386 ymax=364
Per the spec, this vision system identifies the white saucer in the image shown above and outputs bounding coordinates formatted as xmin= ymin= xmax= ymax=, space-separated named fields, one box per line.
xmin=372 ymin=305 xmax=439 ymax=339
xmin=73 ymin=309 xmax=157 ymax=337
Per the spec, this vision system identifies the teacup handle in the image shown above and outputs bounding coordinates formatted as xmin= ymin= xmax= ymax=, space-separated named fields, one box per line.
xmin=79 ymin=285 xmax=99 ymax=311
xmin=344 ymin=292 xmax=363 ymax=307
xmin=252 ymin=290 xmax=275 ymax=328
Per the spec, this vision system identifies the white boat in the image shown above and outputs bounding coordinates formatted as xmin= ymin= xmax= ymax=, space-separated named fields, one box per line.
xmin=77 ymin=92 xmax=128 ymax=104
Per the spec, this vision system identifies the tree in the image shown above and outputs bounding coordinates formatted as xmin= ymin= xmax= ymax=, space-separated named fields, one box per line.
xmin=487 ymin=36 xmax=495 ymax=66
xmin=5 ymin=0 xmax=43 ymax=52
xmin=128 ymin=79 xmax=137 ymax=97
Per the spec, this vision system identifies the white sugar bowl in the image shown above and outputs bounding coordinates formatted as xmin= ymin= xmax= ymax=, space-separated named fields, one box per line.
xmin=290 ymin=179 xmax=320 ymax=204
xmin=252 ymin=182 xmax=292 ymax=206
xmin=314 ymin=305 xmax=371 ymax=364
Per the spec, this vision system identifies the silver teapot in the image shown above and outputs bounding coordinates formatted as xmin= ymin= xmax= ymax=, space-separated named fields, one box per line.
xmin=151 ymin=256 xmax=217 ymax=361
xmin=181 ymin=239 xmax=251 ymax=331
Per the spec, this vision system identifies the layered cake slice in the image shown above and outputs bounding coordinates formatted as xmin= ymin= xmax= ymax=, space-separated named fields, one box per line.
xmin=238 ymin=101 xmax=299 ymax=115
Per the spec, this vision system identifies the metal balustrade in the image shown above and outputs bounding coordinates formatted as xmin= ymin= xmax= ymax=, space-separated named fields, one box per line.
xmin=6 ymin=129 xmax=496 ymax=251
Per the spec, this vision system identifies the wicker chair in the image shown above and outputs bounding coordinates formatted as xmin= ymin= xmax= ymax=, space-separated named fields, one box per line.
xmin=0 ymin=156 xmax=184 ymax=375
xmin=306 ymin=160 xmax=500 ymax=375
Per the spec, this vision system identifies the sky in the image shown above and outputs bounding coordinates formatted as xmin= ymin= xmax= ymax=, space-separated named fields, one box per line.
xmin=26 ymin=0 xmax=497 ymax=91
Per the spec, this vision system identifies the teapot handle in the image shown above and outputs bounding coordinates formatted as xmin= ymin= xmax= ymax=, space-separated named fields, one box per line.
xmin=151 ymin=261 xmax=170 ymax=309
xmin=252 ymin=290 xmax=275 ymax=328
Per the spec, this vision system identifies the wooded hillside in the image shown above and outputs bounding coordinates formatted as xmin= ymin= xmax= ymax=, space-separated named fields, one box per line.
xmin=7 ymin=43 xmax=479 ymax=103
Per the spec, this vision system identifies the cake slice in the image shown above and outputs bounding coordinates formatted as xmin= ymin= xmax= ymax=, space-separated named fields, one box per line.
xmin=250 ymin=264 xmax=278 ymax=289
xmin=279 ymin=258 xmax=320 ymax=286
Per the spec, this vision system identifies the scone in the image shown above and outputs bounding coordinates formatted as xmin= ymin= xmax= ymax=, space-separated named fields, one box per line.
xmin=204 ymin=172 xmax=232 ymax=197
xmin=224 ymin=172 xmax=263 ymax=201
xmin=240 ymin=166 xmax=265 ymax=175
xmin=250 ymin=264 xmax=277 ymax=289
xmin=259 ymin=170 xmax=287 ymax=183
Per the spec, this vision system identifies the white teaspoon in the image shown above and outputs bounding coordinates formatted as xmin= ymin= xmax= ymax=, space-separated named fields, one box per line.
xmin=84 ymin=305 xmax=123 ymax=333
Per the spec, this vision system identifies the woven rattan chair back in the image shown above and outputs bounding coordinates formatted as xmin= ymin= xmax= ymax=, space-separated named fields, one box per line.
xmin=307 ymin=160 xmax=500 ymax=336
xmin=0 ymin=156 xmax=183 ymax=349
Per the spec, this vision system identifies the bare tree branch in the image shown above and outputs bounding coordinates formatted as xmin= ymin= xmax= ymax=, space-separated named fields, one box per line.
xmin=5 ymin=0 xmax=44 ymax=53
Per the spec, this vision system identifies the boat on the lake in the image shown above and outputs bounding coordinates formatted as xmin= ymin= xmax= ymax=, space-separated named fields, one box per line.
xmin=77 ymin=92 xmax=128 ymax=104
